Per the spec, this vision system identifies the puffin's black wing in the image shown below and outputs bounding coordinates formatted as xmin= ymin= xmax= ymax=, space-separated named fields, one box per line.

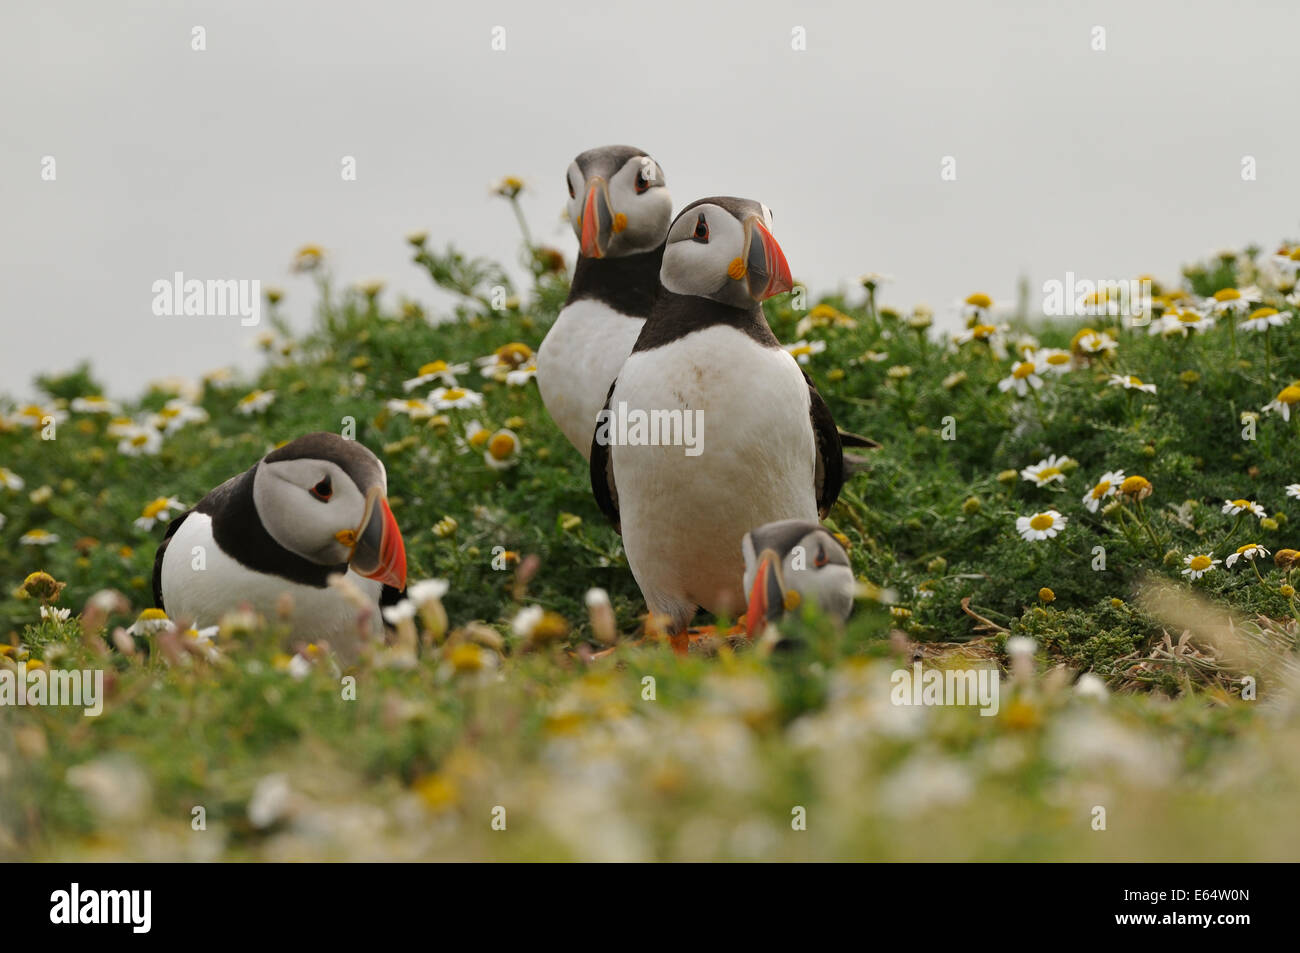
xmin=803 ymin=371 xmax=846 ymax=518
xmin=151 ymin=508 xmax=195 ymax=611
xmin=589 ymin=381 xmax=621 ymax=534
xmin=837 ymin=429 xmax=881 ymax=450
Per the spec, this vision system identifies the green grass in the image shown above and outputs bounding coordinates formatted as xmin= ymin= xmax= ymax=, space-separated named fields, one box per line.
xmin=1 ymin=228 xmax=1299 ymax=861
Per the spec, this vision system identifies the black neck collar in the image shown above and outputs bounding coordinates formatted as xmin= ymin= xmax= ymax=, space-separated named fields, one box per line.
xmin=566 ymin=243 xmax=665 ymax=318
xmin=632 ymin=289 xmax=780 ymax=353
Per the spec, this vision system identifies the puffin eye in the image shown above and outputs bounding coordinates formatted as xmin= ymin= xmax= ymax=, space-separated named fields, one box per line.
xmin=310 ymin=476 xmax=333 ymax=502
xmin=692 ymin=214 xmax=709 ymax=243
xmin=635 ymin=168 xmax=651 ymax=194
xmin=567 ymin=176 xmax=575 ymax=199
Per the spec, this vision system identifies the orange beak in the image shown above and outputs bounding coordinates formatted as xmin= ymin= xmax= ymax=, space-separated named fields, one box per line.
xmin=351 ymin=495 xmax=407 ymax=590
xmin=744 ymin=549 xmax=787 ymax=638
xmin=746 ymin=220 xmax=793 ymax=301
xmin=579 ymin=180 xmax=613 ymax=259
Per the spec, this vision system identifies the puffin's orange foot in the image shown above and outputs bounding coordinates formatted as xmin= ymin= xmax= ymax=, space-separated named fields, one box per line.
xmin=668 ymin=630 xmax=690 ymax=656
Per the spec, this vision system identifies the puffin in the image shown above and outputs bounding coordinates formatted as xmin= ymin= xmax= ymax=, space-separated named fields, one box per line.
xmin=590 ymin=197 xmax=852 ymax=649
xmin=742 ymin=519 xmax=854 ymax=637
xmin=536 ymin=144 xmax=672 ymax=460
xmin=152 ymin=432 xmax=407 ymax=661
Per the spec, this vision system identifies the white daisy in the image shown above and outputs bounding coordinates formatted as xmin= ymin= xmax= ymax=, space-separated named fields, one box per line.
xmin=784 ymin=339 xmax=827 ymax=365
xmin=1208 ymin=286 xmax=1261 ymax=315
xmin=1108 ymin=374 xmax=1157 ymax=394
xmin=483 ymin=428 xmax=521 ymax=470
xmin=386 ymin=397 xmax=436 ymax=421
xmin=134 ymin=496 xmax=184 ymax=531
xmin=1015 ymin=510 xmax=1068 ymax=542
xmin=70 ymin=395 xmax=120 ymax=414
xmin=151 ymin=399 xmax=209 ymax=434
xmin=1286 ymin=484 xmax=1300 ymax=499
xmin=505 ymin=361 xmax=538 ymax=386
xmin=476 ymin=343 xmax=534 ymax=382
xmin=1225 ymin=543 xmax=1269 ymax=568
xmin=127 ymin=608 xmax=170 ymax=635
xmin=0 ymin=467 xmax=24 ymax=491
xmin=1072 ymin=329 xmax=1117 ymax=355
xmin=235 ymin=389 xmax=276 ymax=416
xmin=403 ymin=360 xmax=470 ymax=391
xmin=1263 ymin=384 xmax=1300 ymax=421
xmin=1222 ymin=499 xmax=1266 ymax=519
xmin=959 ymin=293 xmax=997 ymax=324
xmin=1239 ymin=306 xmax=1291 ymax=332
xmin=997 ymin=354 xmax=1045 ymax=396
xmin=1081 ymin=469 xmax=1126 ymax=513
xmin=1035 ymin=348 xmax=1073 ymax=375
xmin=20 ymin=529 xmax=61 ymax=547
xmin=6 ymin=403 xmax=68 ymax=429
xmin=116 ymin=424 xmax=163 ymax=457
xmin=1181 ymin=553 xmax=1221 ymax=580
xmin=429 ymin=386 xmax=484 ymax=411
xmin=40 ymin=605 xmax=72 ymax=623
xmin=1020 ymin=454 xmax=1074 ymax=487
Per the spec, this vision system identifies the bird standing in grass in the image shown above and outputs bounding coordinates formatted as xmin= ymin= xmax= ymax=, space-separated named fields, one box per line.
xmin=537 ymin=145 xmax=672 ymax=459
xmin=591 ymin=197 xmax=852 ymax=651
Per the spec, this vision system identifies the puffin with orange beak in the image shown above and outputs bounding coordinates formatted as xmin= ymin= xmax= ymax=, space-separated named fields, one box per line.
xmin=591 ymin=197 xmax=852 ymax=651
xmin=537 ymin=145 xmax=672 ymax=460
xmin=152 ymin=432 xmax=407 ymax=662
xmin=742 ymin=519 xmax=854 ymax=639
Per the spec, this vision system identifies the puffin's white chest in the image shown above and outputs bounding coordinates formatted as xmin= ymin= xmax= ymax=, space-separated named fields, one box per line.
xmin=160 ymin=511 xmax=384 ymax=661
xmin=537 ymin=298 xmax=645 ymax=460
xmin=610 ymin=326 xmax=819 ymax=626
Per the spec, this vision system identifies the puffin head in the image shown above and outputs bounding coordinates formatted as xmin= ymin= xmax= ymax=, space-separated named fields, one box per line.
xmin=660 ymin=196 xmax=793 ymax=310
xmin=742 ymin=519 xmax=852 ymax=636
xmin=565 ymin=145 xmax=671 ymax=259
xmin=252 ymin=432 xmax=407 ymax=589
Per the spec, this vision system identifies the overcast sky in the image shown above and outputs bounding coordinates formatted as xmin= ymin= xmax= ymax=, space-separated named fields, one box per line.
xmin=3 ymin=0 xmax=1297 ymax=399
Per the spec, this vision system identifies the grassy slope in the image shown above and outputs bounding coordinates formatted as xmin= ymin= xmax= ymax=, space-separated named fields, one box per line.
xmin=1 ymin=236 xmax=1298 ymax=860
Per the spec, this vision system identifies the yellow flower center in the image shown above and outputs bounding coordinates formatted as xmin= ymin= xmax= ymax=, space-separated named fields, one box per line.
xmin=130 ymin=434 xmax=149 ymax=447
xmin=468 ymin=429 xmax=489 ymax=448
xmin=1249 ymin=307 xmax=1278 ymax=320
xmin=1120 ymin=475 xmax=1151 ymax=495
xmin=1235 ymin=544 xmax=1257 ymax=555
xmin=1189 ymin=555 xmax=1212 ymax=571
xmin=1230 ymin=499 xmax=1250 ymax=508
xmin=1037 ymin=467 xmax=1062 ymax=480
xmin=1029 ymin=514 xmax=1054 ymax=531
xmin=418 ymin=360 xmax=448 ymax=376
xmin=139 ymin=608 xmax=168 ymax=621
xmin=142 ymin=498 xmax=170 ymax=519
xmin=1090 ymin=481 xmax=1111 ymax=499
xmin=1012 ymin=361 xmax=1035 ymax=379
xmin=971 ymin=324 xmax=995 ymax=339
xmin=1213 ymin=288 xmax=1241 ymax=301
xmin=487 ymin=432 xmax=517 ymax=460
xmin=966 ymin=293 xmax=992 ymax=309
xmin=442 ymin=388 xmax=466 ymax=401
xmin=1279 ymin=385 xmax=1300 ymax=405
xmin=1045 ymin=353 xmax=1070 ymax=365
xmin=496 ymin=343 xmax=533 ymax=367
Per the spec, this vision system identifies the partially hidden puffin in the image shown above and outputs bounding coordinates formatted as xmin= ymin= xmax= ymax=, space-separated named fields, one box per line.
xmin=537 ymin=144 xmax=672 ymax=459
xmin=742 ymin=518 xmax=854 ymax=638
